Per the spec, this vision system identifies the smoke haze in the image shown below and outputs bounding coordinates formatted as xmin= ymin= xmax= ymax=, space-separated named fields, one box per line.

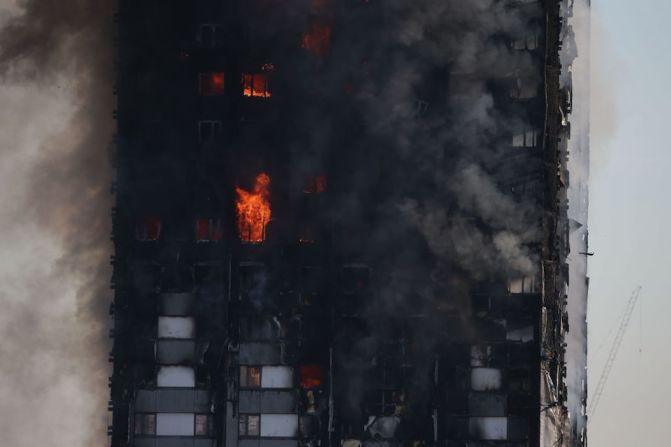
xmin=0 ymin=0 xmax=114 ymax=445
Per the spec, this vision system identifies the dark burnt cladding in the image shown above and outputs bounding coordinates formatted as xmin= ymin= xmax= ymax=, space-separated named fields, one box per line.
xmin=110 ymin=1 xmax=573 ymax=447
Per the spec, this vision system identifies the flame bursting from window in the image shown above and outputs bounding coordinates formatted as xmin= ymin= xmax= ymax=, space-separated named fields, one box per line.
xmin=300 ymin=365 xmax=324 ymax=389
xmin=236 ymin=173 xmax=271 ymax=243
xmin=242 ymin=73 xmax=271 ymax=98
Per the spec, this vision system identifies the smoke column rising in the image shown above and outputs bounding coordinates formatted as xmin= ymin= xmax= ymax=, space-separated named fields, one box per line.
xmin=0 ymin=0 xmax=114 ymax=445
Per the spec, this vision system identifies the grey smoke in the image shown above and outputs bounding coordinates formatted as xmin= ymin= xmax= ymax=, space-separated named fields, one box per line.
xmin=284 ymin=0 xmax=549 ymax=418
xmin=0 ymin=1 xmax=114 ymax=446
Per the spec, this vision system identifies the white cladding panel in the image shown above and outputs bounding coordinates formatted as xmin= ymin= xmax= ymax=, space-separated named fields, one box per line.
xmin=260 ymin=414 xmax=299 ymax=437
xmin=471 ymin=368 xmax=502 ymax=391
xmin=261 ymin=366 xmax=293 ymax=388
xmin=469 ymin=417 xmax=507 ymax=440
xmin=156 ymin=413 xmax=195 ymax=436
xmin=157 ymin=366 xmax=195 ymax=387
xmin=158 ymin=317 xmax=195 ymax=339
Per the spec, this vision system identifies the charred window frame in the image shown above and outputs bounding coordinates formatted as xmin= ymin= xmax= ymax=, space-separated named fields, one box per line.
xmin=239 ymin=366 xmax=262 ymax=388
xmin=511 ymin=33 xmax=539 ymax=51
xmin=133 ymin=413 xmax=156 ymax=436
xmin=237 ymin=262 xmax=267 ymax=302
xmin=238 ymin=414 xmax=261 ymax=437
xmin=242 ymin=72 xmax=272 ymax=98
xmin=198 ymin=120 xmax=222 ymax=143
xmin=507 ymin=274 xmax=540 ymax=294
xmin=508 ymin=368 xmax=531 ymax=392
xmin=470 ymin=344 xmax=492 ymax=367
xmin=509 ymin=77 xmax=538 ymax=100
xmin=197 ymin=24 xmax=223 ymax=48
xmin=135 ymin=216 xmax=162 ymax=241
xmin=195 ymin=217 xmax=223 ymax=242
xmin=414 ymin=98 xmax=429 ymax=118
xmin=342 ymin=264 xmax=371 ymax=295
xmin=199 ymin=72 xmax=226 ymax=96
xmin=300 ymin=266 xmax=324 ymax=305
xmin=195 ymin=414 xmax=214 ymax=437
xmin=511 ymin=128 xmax=540 ymax=148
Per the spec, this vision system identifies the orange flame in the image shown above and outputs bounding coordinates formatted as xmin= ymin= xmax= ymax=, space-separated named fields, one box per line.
xmin=242 ymin=73 xmax=272 ymax=98
xmin=236 ymin=173 xmax=271 ymax=243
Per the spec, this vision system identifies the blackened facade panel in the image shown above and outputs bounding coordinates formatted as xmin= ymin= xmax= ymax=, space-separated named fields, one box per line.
xmin=111 ymin=1 xmax=572 ymax=447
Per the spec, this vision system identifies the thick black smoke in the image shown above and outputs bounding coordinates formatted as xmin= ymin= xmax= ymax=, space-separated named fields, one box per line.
xmin=262 ymin=0 xmax=546 ymax=424
xmin=0 ymin=1 xmax=114 ymax=446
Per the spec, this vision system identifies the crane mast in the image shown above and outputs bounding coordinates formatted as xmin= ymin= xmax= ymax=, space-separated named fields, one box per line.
xmin=587 ymin=286 xmax=642 ymax=421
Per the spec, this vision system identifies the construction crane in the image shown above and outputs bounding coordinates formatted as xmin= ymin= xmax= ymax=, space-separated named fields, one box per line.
xmin=587 ymin=286 xmax=642 ymax=421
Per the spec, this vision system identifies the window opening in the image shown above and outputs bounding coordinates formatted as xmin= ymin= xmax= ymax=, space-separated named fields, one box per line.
xmin=199 ymin=73 xmax=225 ymax=96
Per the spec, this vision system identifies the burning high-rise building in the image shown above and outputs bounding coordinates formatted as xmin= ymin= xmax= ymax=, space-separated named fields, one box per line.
xmin=109 ymin=1 xmax=586 ymax=447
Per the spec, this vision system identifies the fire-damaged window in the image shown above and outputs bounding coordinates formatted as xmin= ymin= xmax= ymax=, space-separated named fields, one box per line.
xmin=198 ymin=120 xmax=222 ymax=143
xmin=236 ymin=173 xmax=271 ymax=243
xmin=238 ymin=263 xmax=267 ymax=302
xmin=511 ymin=128 xmax=540 ymax=147
xmin=135 ymin=216 xmax=162 ymax=241
xmin=470 ymin=345 xmax=492 ymax=367
xmin=508 ymin=368 xmax=531 ymax=392
xmin=303 ymin=174 xmax=327 ymax=194
xmin=300 ymin=266 xmax=324 ymax=305
xmin=240 ymin=366 xmax=262 ymax=388
xmin=300 ymin=364 xmax=324 ymax=389
xmin=195 ymin=414 xmax=214 ymax=436
xmin=369 ymin=390 xmax=405 ymax=416
xmin=510 ymin=77 xmax=538 ymax=99
xmin=242 ymin=72 xmax=272 ymax=98
xmin=342 ymin=264 xmax=371 ymax=294
xmin=199 ymin=72 xmax=225 ymax=96
xmin=414 ymin=98 xmax=429 ymax=118
xmin=239 ymin=414 xmax=261 ymax=437
xmin=197 ymin=24 xmax=223 ymax=48
xmin=240 ymin=414 xmax=298 ymax=438
xmin=510 ymin=180 xmax=541 ymax=199
xmin=302 ymin=21 xmax=333 ymax=56
xmin=512 ymin=34 xmax=539 ymax=50
xmin=241 ymin=365 xmax=293 ymax=388
xmin=299 ymin=222 xmax=317 ymax=244
xmin=507 ymin=274 xmax=539 ymax=293
xmin=134 ymin=413 xmax=156 ymax=436
xmin=195 ymin=218 xmax=223 ymax=242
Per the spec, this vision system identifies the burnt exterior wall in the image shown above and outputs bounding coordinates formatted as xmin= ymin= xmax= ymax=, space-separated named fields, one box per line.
xmin=110 ymin=1 xmax=572 ymax=447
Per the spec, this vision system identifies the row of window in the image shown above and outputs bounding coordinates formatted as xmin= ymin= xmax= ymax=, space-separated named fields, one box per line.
xmin=134 ymin=413 xmax=213 ymax=437
xmin=135 ymin=217 xmax=222 ymax=242
xmin=240 ymin=365 xmax=324 ymax=389
xmin=199 ymin=72 xmax=272 ymax=98
xmin=237 ymin=264 xmax=370 ymax=300
xmin=238 ymin=414 xmax=299 ymax=438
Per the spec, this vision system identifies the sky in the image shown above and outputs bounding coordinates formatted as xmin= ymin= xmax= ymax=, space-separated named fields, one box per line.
xmin=587 ymin=0 xmax=671 ymax=445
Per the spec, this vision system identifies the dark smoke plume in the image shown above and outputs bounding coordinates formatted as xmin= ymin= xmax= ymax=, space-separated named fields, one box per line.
xmin=0 ymin=0 xmax=114 ymax=445
xmin=260 ymin=0 xmax=547 ymax=420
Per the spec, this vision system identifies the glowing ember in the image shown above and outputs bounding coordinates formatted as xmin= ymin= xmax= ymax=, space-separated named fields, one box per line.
xmin=302 ymin=23 xmax=332 ymax=56
xmin=236 ymin=173 xmax=271 ymax=243
xmin=242 ymin=73 xmax=271 ymax=98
